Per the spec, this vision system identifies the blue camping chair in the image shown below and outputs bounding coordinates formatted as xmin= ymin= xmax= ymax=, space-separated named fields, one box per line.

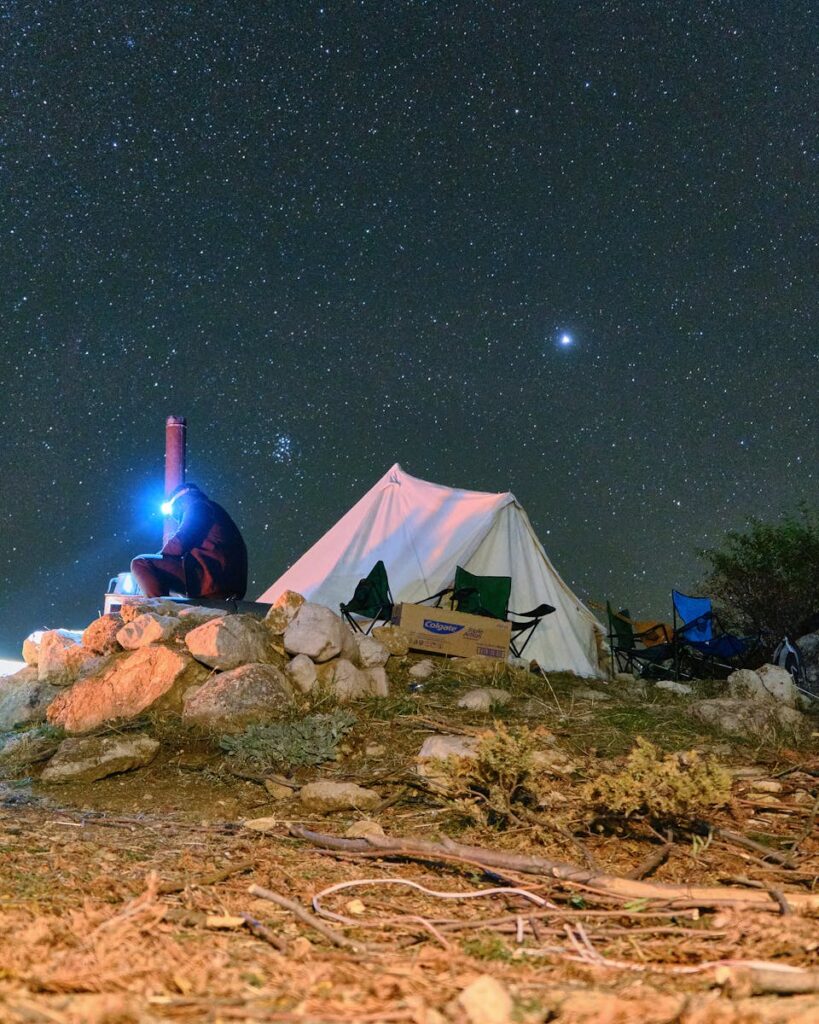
xmin=672 ymin=590 xmax=757 ymax=677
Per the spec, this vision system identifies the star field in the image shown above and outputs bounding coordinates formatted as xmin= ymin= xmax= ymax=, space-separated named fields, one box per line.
xmin=0 ymin=1 xmax=816 ymax=654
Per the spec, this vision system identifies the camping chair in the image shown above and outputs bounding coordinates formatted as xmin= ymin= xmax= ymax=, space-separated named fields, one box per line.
xmin=606 ymin=603 xmax=674 ymax=678
xmin=340 ymin=560 xmax=394 ymax=635
xmin=671 ymin=589 xmax=758 ymax=678
xmin=451 ymin=565 xmax=555 ymax=659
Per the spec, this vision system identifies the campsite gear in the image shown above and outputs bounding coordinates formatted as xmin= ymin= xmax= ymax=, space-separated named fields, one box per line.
xmin=259 ymin=464 xmax=605 ymax=676
xmin=672 ymin=590 xmax=757 ymax=677
xmin=340 ymin=560 xmax=394 ymax=635
xmin=772 ymin=635 xmax=806 ymax=689
xmin=451 ymin=565 xmax=556 ymax=658
xmin=606 ymin=603 xmax=674 ymax=678
xmin=393 ymin=603 xmax=511 ymax=660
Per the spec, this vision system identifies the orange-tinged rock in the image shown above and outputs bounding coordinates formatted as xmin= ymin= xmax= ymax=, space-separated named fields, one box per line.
xmin=47 ymin=647 xmax=208 ymax=733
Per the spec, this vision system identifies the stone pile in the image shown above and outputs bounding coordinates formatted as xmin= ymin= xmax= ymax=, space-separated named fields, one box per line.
xmin=0 ymin=590 xmax=402 ymax=783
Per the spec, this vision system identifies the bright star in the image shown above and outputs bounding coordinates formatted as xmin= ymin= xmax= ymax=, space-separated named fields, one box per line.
xmin=560 ymin=333 xmax=573 ymax=346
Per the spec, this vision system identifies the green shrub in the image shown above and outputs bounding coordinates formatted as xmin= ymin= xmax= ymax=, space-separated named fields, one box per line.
xmin=219 ymin=710 xmax=357 ymax=771
xmin=582 ymin=737 xmax=731 ymax=823
xmin=700 ymin=505 xmax=819 ymax=642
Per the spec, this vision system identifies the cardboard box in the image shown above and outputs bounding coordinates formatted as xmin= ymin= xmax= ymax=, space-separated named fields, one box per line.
xmin=393 ymin=603 xmax=511 ymax=661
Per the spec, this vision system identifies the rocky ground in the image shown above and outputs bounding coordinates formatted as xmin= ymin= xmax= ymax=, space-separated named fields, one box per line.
xmin=0 ymin=596 xmax=817 ymax=1023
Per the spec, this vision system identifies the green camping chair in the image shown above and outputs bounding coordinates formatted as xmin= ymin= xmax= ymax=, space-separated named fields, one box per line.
xmin=606 ymin=603 xmax=674 ymax=678
xmin=340 ymin=560 xmax=394 ymax=635
xmin=452 ymin=565 xmax=555 ymax=659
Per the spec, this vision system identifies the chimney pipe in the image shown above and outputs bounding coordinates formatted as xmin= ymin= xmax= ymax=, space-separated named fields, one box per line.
xmin=164 ymin=415 xmax=187 ymax=543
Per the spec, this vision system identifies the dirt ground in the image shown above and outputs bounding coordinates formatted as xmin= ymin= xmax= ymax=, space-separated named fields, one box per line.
xmin=0 ymin=669 xmax=817 ymax=1024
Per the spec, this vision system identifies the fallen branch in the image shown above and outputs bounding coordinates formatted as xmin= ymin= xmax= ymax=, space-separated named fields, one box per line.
xmin=248 ymin=883 xmax=369 ymax=952
xmin=289 ymin=826 xmax=819 ymax=914
xmin=626 ymin=842 xmax=673 ymax=880
xmin=240 ymin=912 xmax=289 ymax=953
xmin=716 ymin=828 xmax=792 ymax=866
xmin=158 ymin=858 xmax=255 ymax=894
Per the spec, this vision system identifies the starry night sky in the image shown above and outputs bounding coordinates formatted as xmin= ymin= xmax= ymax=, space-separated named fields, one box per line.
xmin=1 ymin=1 xmax=817 ymax=657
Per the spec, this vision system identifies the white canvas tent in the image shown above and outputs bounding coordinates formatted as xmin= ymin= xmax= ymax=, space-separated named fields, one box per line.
xmin=260 ymin=464 xmax=605 ymax=677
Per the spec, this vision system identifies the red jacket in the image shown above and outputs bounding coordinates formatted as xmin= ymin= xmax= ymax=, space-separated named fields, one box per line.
xmin=161 ymin=494 xmax=248 ymax=600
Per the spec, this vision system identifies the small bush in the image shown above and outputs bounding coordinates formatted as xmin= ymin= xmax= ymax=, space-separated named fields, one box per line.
xmin=434 ymin=723 xmax=547 ymax=827
xmin=582 ymin=737 xmax=731 ymax=823
xmin=219 ymin=710 xmax=357 ymax=771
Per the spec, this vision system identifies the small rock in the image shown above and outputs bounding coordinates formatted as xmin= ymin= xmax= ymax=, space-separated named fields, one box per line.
xmin=457 ymin=687 xmax=512 ymax=712
xmin=263 ymin=779 xmax=293 ymax=800
xmin=417 ymin=734 xmax=479 ymax=762
xmin=120 ymin=598 xmax=182 ymax=622
xmin=186 ymin=614 xmax=278 ymax=670
xmin=82 ymin=615 xmax=124 ymax=655
xmin=298 ymin=781 xmax=380 ymax=813
xmin=573 ymin=687 xmax=611 ymax=702
xmin=344 ymin=898 xmax=366 ymax=916
xmin=351 ymin=633 xmax=390 ymax=668
xmin=182 ymin=663 xmax=293 ymax=733
xmin=40 ymin=733 xmax=159 ymax=784
xmin=316 ymin=659 xmax=388 ymax=700
xmin=206 ymin=915 xmax=246 ymax=929
xmin=264 ymin=590 xmax=306 ymax=635
xmin=371 ymin=625 xmax=410 ymax=656
xmin=38 ymin=631 xmax=103 ymax=687
xmin=177 ymin=605 xmax=226 ymax=623
xmin=409 ymin=659 xmax=436 ymax=680
xmin=286 ymin=654 xmax=318 ymax=694
xmin=457 ymin=974 xmax=513 ymax=1024
xmin=655 ymin=679 xmax=693 ymax=695
xmin=117 ymin=612 xmax=181 ymax=650
xmin=364 ymin=665 xmax=389 ymax=697
xmin=748 ymin=779 xmax=783 ymax=794
xmin=344 ymin=819 xmax=385 ymax=840
xmin=365 ymin=743 xmax=386 ymax=757
xmin=22 ymin=633 xmax=41 ymax=666
xmin=244 ymin=816 xmax=279 ymax=832
xmin=283 ymin=603 xmax=348 ymax=662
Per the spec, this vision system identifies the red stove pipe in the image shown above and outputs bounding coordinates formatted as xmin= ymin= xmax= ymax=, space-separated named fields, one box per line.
xmin=164 ymin=415 xmax=187 ymax=543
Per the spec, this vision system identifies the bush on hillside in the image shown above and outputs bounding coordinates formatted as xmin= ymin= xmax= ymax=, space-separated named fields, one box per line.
xmin=700 ymin=505 xmax=819 ymax=643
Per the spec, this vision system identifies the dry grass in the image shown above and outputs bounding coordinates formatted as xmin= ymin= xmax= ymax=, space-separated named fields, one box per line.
xmin=0 ymin=661 xmax=817 ymax=1022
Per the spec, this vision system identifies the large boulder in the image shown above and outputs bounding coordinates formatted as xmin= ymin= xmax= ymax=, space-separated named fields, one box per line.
xmin=298 ymin=781 xmax=380 ymax=814
xmin=117 ymin=613 xmax=181 ymax=650
xmin=691 ymin=697 xmax=806 ymax=738
xmin=316 ymin=659 xmax=389 ymax=700
xmin=0 ymin=667 xmax=61 ymax=731
xmin=82 ymin=615 xmax=124 ymax=655
xmin=47 ymin=647 xmax=209 ymax=733
xmin=40 ymin=733 xmax=159 ymax=784
xmin=37 ymin=631 xmax=107 ymax=687
xmin=283 ymin=603 xmax=348 ymax=662
xmin=728 ymin=665 xmax=799 ymax=708
xmin=185 ymin=614 xmax=278 ymax=670
xmin=286 ymin=654 xmax=317 ymax=694
xmin=264 ymin=590 xmax=306 ymax=635
xmin=182 ymin=663 xmax=294 ymax=733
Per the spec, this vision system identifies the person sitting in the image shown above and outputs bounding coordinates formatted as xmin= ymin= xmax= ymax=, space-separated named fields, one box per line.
xmin=131 ymin=483 xmax=248 ymax=600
